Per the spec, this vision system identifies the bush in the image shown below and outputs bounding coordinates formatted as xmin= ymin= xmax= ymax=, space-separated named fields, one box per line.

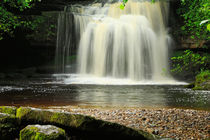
xmin=193 ymin=70 xmax=210 ymax=90
xmin=171 ymin=50 xmax=209 ymax=76
xmin=177 ymin=0 xmax=210 ymax=40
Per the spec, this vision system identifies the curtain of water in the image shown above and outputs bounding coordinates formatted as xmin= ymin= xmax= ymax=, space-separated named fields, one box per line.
xmin=56 ymin=0 xmax=172 ymax=81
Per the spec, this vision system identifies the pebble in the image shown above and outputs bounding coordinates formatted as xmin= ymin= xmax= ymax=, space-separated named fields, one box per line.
xmin=56 ymin=106 xmax=210 ymax=140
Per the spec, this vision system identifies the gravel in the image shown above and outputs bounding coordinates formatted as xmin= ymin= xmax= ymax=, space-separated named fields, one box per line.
xmin=54 ymin=106 xmax=210 ymax=140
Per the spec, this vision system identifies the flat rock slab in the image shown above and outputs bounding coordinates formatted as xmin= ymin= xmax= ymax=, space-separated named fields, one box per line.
xmin=20 ymin=124 xmax=66 ymax=140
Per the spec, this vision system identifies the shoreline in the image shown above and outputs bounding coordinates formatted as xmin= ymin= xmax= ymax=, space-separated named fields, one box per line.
xmin=48 ymin=105 xmax=210 ymax=140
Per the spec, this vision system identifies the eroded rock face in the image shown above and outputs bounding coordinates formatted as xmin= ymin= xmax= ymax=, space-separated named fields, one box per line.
xmin=0 ymin=113 xmax=19 ymax=140
xmin=20 ymin=124 xmax=66 ymax=140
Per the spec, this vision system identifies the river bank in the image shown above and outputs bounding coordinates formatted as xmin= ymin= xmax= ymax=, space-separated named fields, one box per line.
xmin=51 ymin=106 xmax=210 ymax=140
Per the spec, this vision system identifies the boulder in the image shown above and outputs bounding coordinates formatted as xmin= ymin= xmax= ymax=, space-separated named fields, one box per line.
xmin=0 ymin=106 xmax=17 ymax=115
xmin=16 ymin=107 xmax=159 ymax=140
xmin=0 ymin=113 xmax=19 ymax=140
xmin=20 ymin=124 xmax=66 ymax=140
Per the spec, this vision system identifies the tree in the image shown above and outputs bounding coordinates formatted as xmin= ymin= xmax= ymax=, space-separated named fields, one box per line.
xmin=0 ymin=0 xmax=41 ymax=40
xmin=177 ymin=0 xmax=210 ymax=40
xmin=171 ymin=50 xmax=209 ymax=75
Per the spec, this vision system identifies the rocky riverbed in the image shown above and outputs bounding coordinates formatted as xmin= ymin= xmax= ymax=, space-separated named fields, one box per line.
xmin=53 ymin=106 xmax=210 ymax=140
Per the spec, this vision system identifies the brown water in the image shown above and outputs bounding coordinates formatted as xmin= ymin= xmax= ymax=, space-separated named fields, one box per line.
xmin=0 ymin=75 xmax=209 ymax=111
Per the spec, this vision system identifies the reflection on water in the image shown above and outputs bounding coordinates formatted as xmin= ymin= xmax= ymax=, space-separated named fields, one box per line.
xmin=0 ymin=77 xmax=209 ymax=110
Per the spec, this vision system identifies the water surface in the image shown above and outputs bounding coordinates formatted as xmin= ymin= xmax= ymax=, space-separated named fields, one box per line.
xmin=0 ymin=75 xmax=209 ymax=111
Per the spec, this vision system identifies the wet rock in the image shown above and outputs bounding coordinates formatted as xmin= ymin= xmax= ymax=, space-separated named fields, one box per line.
xmin=0 ymin=113 xmax=19 ymax=140
xmin=20 ymin=124 xmax=66 ymax=140
xmin=0 ymin=106 xmax=17 ymax=115
xmin=16 ymin=107 xmax=158 ymax=140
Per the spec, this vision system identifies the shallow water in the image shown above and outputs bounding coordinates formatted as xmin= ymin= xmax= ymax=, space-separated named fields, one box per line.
xmin=0 ymin=75 xmax=209 ymax=111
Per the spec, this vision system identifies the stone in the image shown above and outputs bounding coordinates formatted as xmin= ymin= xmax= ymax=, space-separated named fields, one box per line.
xmin=0 ymin=113 xmax=19 ymax=140
xmin=0 ymin=106 xmax=17 ymax=115
xmin=20 ymin=124 xmax=66 ymax=140
xmin=16 ymin=107 xmax=159 ymax=140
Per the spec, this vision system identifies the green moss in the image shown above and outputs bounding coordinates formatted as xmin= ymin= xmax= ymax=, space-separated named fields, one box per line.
xmin=20 ymin=125 xmax=66 ymax=140
xmin=193 ymin=70 xmax=210 ymax=90
xmin=16 ymin=107 xmax=31 ymax=118
xmin=0 ymin=106 xmax=17 ymax=115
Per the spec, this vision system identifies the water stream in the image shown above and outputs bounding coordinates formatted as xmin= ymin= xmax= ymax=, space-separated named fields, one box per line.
xmin=0 ymin=77 xmax=209 ymax=110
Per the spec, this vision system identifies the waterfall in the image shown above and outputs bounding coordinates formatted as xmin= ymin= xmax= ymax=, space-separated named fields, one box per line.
xmin=55 ymin=0 xmax=173 ymax=82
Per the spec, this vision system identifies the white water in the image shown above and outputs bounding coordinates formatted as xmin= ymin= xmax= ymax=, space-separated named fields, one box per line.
xmin=56 ymin=0 xmax=179 ymax=84
xmin=53 ymin=74 xmax=188 ymax=85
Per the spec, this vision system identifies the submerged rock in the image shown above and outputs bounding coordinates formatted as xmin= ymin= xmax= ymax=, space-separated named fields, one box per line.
xmin=0 ymin=106 xmax=17 ymax=115
xmin=20 ymin=124 xmax=66 ymax=140
xmin=0 ymin=113 xmax=19 ymax=140
xmin=16 ymin=107 xmax=159 ymax=140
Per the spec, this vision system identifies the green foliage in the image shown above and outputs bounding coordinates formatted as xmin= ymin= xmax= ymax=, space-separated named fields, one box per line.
xmin=193 ymin=70 xmax=210 ymax=90
xmin=120 ymin=0 xmax=155 ymax=10
xmin=120 ymin=0 xmax=128 ymax=10
xmin=177 ymin=0 xmax=210 ymax=40
xmin=3 ymin=0 xmax=41 ymax=10
xmin=171 ymin=50 xmax=209 ymax=75
xmin=0 ymin=0 xmax=41 ymax=40
xmin=0 ymin=7 xmax=19 ymax=40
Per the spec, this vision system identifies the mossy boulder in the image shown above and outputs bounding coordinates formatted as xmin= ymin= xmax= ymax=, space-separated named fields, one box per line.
xmin=20 ymin=124 xmax=66 ymax=140
xmin=0 ymin=106 xmax=17 ymax=115
xmin=16 ymin=107 xmax=159 ymax=140
xmin=0 ymin=113 xmax=19 ymax=140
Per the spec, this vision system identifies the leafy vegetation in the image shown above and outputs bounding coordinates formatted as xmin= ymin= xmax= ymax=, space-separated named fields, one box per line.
xmin=193 ymin=70 xmax=210 ymax=90
xmin=120 ymin=0 xmax=155 ymax=9
xmin=177 ymin=0 xmax=210 ymax=40
xmin=171 ymin=50 xmax=210 ymax=76
xmin=0 ymin=0 xmax=41 ymax=40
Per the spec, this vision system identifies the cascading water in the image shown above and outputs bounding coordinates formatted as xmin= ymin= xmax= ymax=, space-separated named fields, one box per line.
xmin=55 ymin=0 xmax=176 ymax=84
